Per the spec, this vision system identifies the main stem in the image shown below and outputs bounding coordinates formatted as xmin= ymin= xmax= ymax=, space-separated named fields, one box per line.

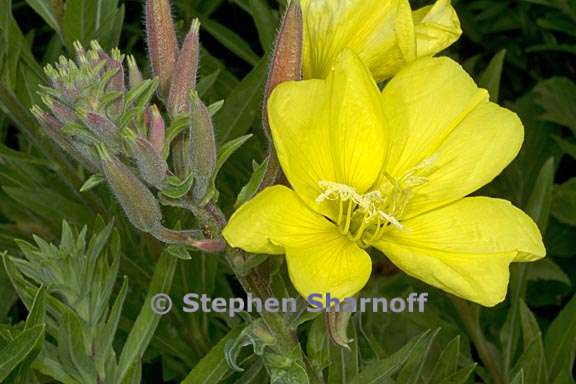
xmin=452 ymin=297 xmax=505 ymax=384
xmin=195 ymin=202 xmax=322 ymax=382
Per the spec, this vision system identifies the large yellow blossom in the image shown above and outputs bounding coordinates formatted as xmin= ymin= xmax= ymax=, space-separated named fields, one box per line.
xmin=301 ymin=0 xmax=462 ymax=81
xmin=223 ymin=50 xmax=545 ymax=307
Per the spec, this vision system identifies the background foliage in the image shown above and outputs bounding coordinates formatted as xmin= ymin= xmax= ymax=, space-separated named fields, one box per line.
xmin=0 ymin=0 xmax=574 ymax=383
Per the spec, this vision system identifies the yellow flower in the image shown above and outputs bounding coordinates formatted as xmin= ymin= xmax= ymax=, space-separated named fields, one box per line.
xmin=223 ymin=50 xmax=545 ymax=307
xmin=301 ymin=0 xmax=462 ymax=81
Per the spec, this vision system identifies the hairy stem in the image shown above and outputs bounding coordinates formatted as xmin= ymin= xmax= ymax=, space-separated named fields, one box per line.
xmin=195 ymin=202 xmax=323 ymax=382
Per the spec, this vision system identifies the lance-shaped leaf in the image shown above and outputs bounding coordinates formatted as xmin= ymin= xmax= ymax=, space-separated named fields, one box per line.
xmin=168 ymin=19 xmax=201 ymax=116
xmin=145 ymin=0 xmax=178 ymax=98
xmin=127 ymin=55 xmax=143 ymax=89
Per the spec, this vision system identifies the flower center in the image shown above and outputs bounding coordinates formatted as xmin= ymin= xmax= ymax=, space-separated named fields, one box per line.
xmin=316 ymin=156 xmax=437 ymax=248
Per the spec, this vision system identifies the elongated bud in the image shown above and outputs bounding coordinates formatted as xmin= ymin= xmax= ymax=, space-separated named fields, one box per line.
xmin=81 ymin=111 xmax=119 ymax=148
xmin=264 ymin=0 xmax=303 ymax=126
xmin=168 ymin=19 xmax=200 ymax=116
xmin=148 ymin=105 xmax=165 ymax=153
xmin=98 ymin=145 xmax=162 ymax=232
xmin=106 ymin=49 xmax=126 ymax=118
xmin=127 ymin=55 xmax=143 ymax=88
xmin=146 ymin=0 xmax=178 ymax=98
xmin=326 ymin=310 xmax=353 ymax=350
xmin=32 ymin=106 xmax=100 ymax=172
xmin=125 ymin=130 xmax=168 ymax=187
xmin=41 ymin=96 xmax=77 ymax=125
xmin=189 ymin=91 xmax=217 ymax=201
xmin=256 ymin=1 xmax=303 ymax=193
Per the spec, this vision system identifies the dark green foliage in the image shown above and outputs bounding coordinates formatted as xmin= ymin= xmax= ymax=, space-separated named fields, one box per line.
xmin=0 ymin=0 xmax=574 ymax=383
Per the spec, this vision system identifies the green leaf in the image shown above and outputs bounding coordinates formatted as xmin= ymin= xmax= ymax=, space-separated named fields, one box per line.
xmin=534 ymin=77 xmax=576 ymax=134
xmin=551 ymin=178 xmax=576 ymax=226
xmin=306 ymin=315 xmax=330 ymax=374
xmin=526 ymin=259 xmax=571 ymax=286
xmin=437 ymin=364 xmax=477 ymax=384
xmin=525 ymin=157 xmax=555 ymax=231
xmin=478 ymin=49 xmax=506 ymax=102
xmin=429 ymin=336 xmax=460 ymax=383
xmin=95 ymin=276 xmax=128 ymax=374
xmin=396 ymin=328 xmax=439 ymax=384
xmin=115 ymin=251 xmax=178 ymax=383
xmin=57 ymin=312 xmax=97 ymax=383
xmin=544 ymin=294 xmax=576 ymax=383
xmin=328 ymin=318 xmax=359 ymax=384
xmin=181 ymin=327 xmax=243 ymax=384
xmin=214 ymin=59 xmax=267 ymax=143
xmin=24 ymin=0 xmax=64 ymax=36
xmin=80 ymin=174 xmax=104 ymax=192
xmin=25 ymin=286 xmax=47 ymax=330
xmin=350 ymin=329 xmax=438 ymax=384
xmin=160 ymin=173 xmax=195 ymax=199
xmin=235 ymin=158 xmax=268 ymax=208
xmin=62 ymin=0 xmax=119 ymax=50
xmin=215 ymin=134 xmax=254 ymax=177
xmin=200 ymin=18 xmax=260 ymax=65
xmin=165 ymin=245 xmax=192 ymax=260
xmin=248 ymin=0 xmax=278 ymax=50
xmin=510 ymin=369 xmax=524 ymax=384
xmin=509 ymin=301 xmax=548 ymax=383
xmin=0 ymin=325 xmax=45 ymax=382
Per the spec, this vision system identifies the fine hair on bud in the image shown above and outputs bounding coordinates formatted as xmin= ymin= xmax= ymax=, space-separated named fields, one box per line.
xmin=145 ymin=0 xmax=178 ymax=98
xmin=98 ymin=145 xmax=163 ymax=232
xmin=168 ymin=19 xmax=201 ymax=116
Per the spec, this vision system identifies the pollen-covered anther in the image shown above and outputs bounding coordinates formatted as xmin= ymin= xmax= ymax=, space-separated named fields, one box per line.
xmin=316 ymin=180 xmax=405 ymax=247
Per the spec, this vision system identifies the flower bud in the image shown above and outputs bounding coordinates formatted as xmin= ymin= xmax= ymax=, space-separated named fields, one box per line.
xmin=189 ymin=91 xmax=217 ymax=201
xmin=32 ymin=106 xmax=100 ymax=172
xmin=81 ymin=111 xmax=119 ymax=148
xmin=106 ymin=49 xmax=126 ymax=118
xmin=326 ymin=310 xmax=353 ymax=350
xmin=41 ymin=96 xmax=77 ymax=125
xmin=146 ymin=0 xmax=178 ymax=98
xmin=125 ymin=130 xmax=168 ymax=188
xmin=266 ymin=0 xmax=303 ymax=93
xmin=148 ymin=105 xmax=165 ymax=153
xmin=98 ymin=145 xmax=162 ymax=232
xmin=263 ymin=0 xmax=303 ymax=134
xmin=168 ymin=19 xmax=200 ymax=116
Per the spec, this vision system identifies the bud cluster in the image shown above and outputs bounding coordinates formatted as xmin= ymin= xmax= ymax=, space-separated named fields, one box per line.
xmin=31 ymin=33 xmax=222 ymax=251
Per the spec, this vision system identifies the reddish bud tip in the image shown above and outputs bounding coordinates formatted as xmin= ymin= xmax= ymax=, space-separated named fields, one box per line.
xmin=146 ymin=0 xmax=179 ymax=98
xmin=168 ymin=19 xmax=201 ymax=116
xmin=265 ymin=1 xmax=303 ymax=102
xmin=148 ymin=105 xmax=166 ymax=153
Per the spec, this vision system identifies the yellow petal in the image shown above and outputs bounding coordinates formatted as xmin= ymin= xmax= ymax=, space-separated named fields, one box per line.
xmin=379 ymin=57 xmax=488 ymax=179
xmin=413 ymin=0 xmax=462 ymax=58
xmin=223 ymin=185 xmax=335 ymax=255
xmin=286 ymin=232 xmax=372 ymax=301
xmin=406 ymin=101 xmax=524 ymax=217
xmin=300 ymin=0 xmax=460 ymax=81
xmin=268 ymin=50 xmax=386 ymax=217
xmin=301 ymin=0 xmax=408 ymax=80
xmin=374 ymin=197 xmax=546 ymax=306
